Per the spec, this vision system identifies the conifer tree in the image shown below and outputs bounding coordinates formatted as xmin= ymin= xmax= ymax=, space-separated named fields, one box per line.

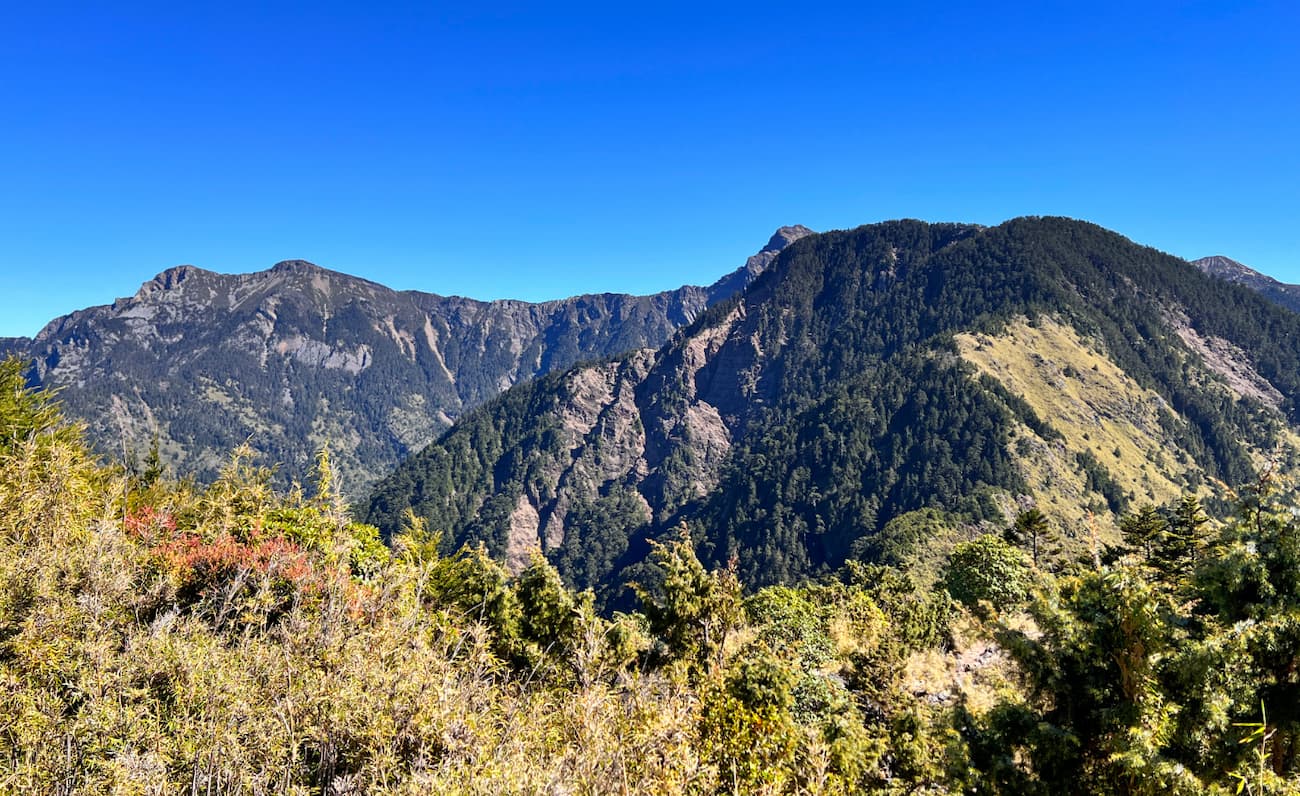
xmin=1005 ymin=507 xmax=1055 ymax=567
xmin=633 ymin=526 xmax=743 ymax=672
xmin=1153 ymin=493 xmax=1209 ymax=595
xmin=1120 ymin=504 xmax=1170 ymax=564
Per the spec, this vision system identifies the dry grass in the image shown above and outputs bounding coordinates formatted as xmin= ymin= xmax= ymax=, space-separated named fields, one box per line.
xmin=955 ymin=316 xmax=1202 ymax=540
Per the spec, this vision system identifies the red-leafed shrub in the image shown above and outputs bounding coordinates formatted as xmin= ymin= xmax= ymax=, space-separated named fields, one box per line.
xmin=128 ymin=504 xmax=330 ymax=616
xmin=124 ymin=505 xmax=177 ymax=545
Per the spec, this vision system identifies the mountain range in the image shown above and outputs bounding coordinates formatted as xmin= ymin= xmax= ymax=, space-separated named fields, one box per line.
xmin=364 ymin=218 xmax=1300 ymax=601
xmin=4 ymin=226 xmax=811 ymax=496
xmin=5 ymin=219 xmax=1300 ymax=600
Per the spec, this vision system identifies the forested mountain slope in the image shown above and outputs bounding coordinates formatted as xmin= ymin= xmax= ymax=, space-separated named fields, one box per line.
xmin=8 ymin=226 xmax=810 ymax=495
xmin=366 ymin=217 xmax=1300 ymax=595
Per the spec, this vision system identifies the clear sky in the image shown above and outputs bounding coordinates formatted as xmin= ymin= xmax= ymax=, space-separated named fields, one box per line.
xmin=1 ymin=1 xmax=1297 ymax=337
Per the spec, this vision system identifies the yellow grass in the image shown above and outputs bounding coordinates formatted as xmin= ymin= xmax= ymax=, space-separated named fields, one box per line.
xmin=955 ymin=317 xmax=1197 ymax=538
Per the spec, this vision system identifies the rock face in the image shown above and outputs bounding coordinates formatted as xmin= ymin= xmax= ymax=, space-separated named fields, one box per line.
xmin=1193 ymin=255 xmax=1300 ymax=314
xmin=367 ymin=218 xmax=1300 ymax=597
xmin=8 ymin=230 xmax=810 ymax=496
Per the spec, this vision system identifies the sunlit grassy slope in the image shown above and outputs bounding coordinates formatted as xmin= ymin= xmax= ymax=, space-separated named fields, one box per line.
xmin=956 ymin=317 xmax=1195 ymax=534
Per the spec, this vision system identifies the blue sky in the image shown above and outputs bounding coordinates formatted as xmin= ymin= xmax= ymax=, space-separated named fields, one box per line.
xmin=1 ymin=1 xmax=1297 ymax=337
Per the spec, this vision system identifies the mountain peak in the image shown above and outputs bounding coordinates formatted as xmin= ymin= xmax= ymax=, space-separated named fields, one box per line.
xmin=1193 ymin=255 xmax=1261 ymax=280
xmin=1193 ymin=255 xmax=1289 ymax=289
xmin=138 ymin=264 xmax=212 ymax=295
xmin=21 ymin=235 xmax=787 ymax=497
xmin=701 ymin=225 xmax=817 ymax=302
xmin=270 ymin=259 xmax=326 ymax=275
xmin=1196 ymin=255 xmax=1242 ymax=266
xmin=762 ymin=225 xmax=815 ymax=253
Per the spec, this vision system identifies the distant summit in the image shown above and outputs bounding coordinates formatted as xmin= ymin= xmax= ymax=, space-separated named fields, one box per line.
xmin=762 ymin=225 xmax=816 ymax=253
xmin=269 ymin=259 xmax=328 ymax=274
xmin=138 ymin=264 xmax=210 ymax=294
xmin=1193 ymin=255 xmax=1300 ymax=314
xmin=1193 ymin=255 xmax=1254 ymax=280
xmin=705 ymin=224 xmax=816 ymax=301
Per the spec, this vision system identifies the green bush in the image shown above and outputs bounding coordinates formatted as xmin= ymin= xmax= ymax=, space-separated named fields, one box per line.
xmin=942 ymin=533 xmax=1033 ymax=611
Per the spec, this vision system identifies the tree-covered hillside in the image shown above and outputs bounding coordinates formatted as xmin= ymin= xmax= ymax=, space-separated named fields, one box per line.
xmin=366 ymin=218 xmax=1300 ymax=597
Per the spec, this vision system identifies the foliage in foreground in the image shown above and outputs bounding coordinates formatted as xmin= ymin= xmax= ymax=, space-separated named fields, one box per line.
xmin=0 ymin=361 xmax=955 ymax=794
xmin=2 ymin=359 xmax=1300 ymax=794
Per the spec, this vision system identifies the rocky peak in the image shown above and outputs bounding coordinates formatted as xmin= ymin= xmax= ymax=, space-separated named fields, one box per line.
xmin=762 ymin=225 xmax=816 ymax=253
xmin=121 ymin=265 xmax=218 ymax=308
xmin=703 ymin=225 xmax=815 ymax=302
xmin=1193 ymin=255 xmax=1269 ymax=283
xmin=139 ymin=264 xmax=210 ymax=295
xmin=269 ymin=259 xmax=327 ymax=276
xmin=263 ymin=260 xmax=386 ymax=297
